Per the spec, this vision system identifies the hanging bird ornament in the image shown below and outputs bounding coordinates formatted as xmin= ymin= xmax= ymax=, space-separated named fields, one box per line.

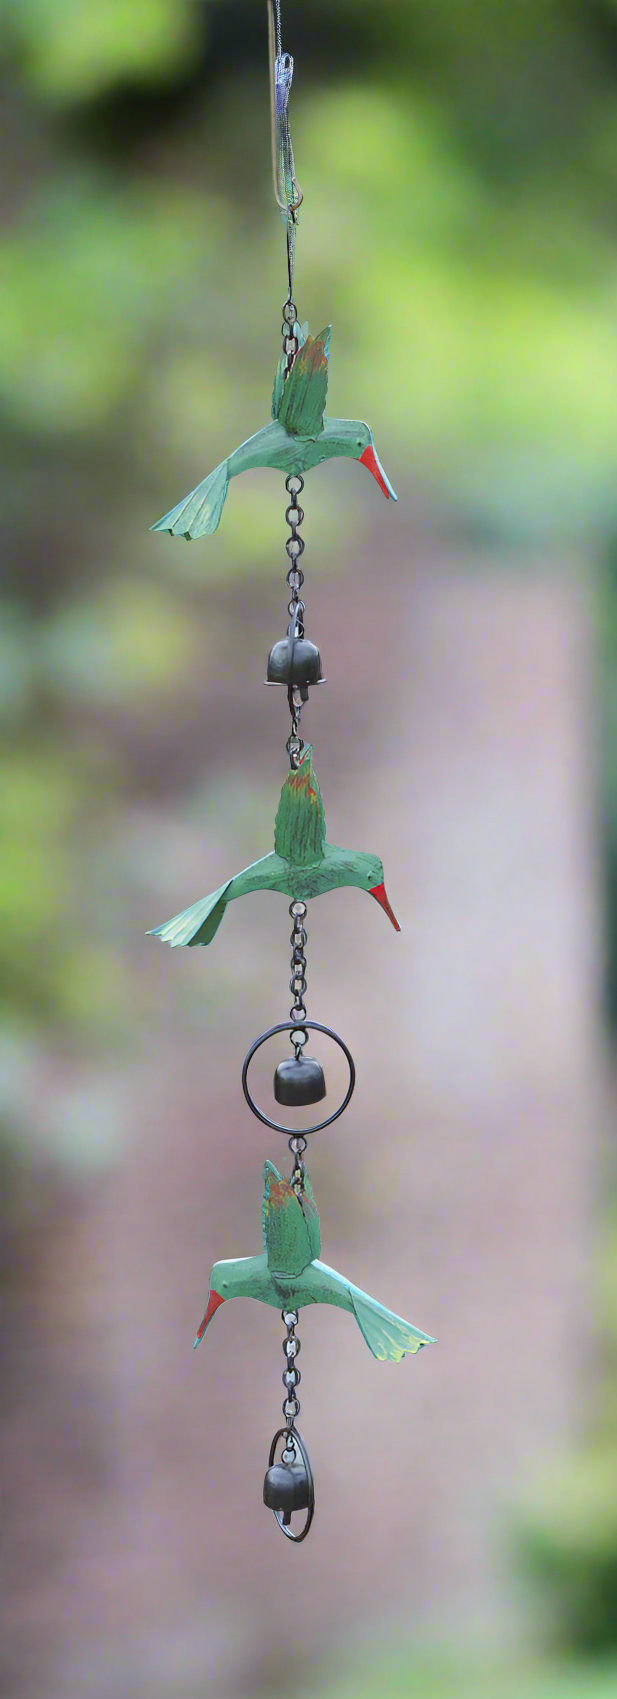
xmin=151 ymin=323 xmax=397 ymax=540
xmin=196 ymin=1161 xmax=434 ymax=1360
xmin=148 ymin=742 xmax=400 ymax=949
xmin=149 ymin=0 xmax=433 ymax=1544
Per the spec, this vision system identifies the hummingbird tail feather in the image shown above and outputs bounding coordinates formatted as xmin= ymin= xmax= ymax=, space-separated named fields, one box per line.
xmin=350 ymin=1286 xmax=435 ymax=1363
xmin=147 ymin=881 xmax=232 ymax=947
xmin=151 ymin=460 xmax=229 ymax=538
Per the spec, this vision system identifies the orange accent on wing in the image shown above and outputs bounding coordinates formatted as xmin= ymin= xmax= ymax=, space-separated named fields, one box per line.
xmin=267 ymin=1176 xmax=292 ymax=1213
xmin=288 ymin=764 xmax=318 ymax=807
xmin=306 ymin=338 xmax=328 ymax=376
xmin=282 ymin=335 xmax=326 ymax=389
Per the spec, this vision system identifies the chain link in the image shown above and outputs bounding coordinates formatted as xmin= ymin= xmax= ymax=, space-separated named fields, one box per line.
xmin=281 ymin=298 xmax=299 ymax=373
xmin=281 ymin=1308 xmax=301 ymax=1428
xmin=289 ymin=1134 xmax=307 ymax=1194
xmin=289 ymin=899 xmax=308 ymax=1044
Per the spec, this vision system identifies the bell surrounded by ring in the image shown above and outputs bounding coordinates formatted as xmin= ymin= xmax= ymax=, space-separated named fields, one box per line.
xmin=263 ymin=1458 xmax=311 ymax=1526
xmin=274 ymin=1054 xmax=326 ymax=1107
xmin=266 ymin=636 xmax=324 ymax=689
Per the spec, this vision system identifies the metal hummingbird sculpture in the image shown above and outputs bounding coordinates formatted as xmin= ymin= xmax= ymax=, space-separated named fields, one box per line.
xmin=148 ymin=742 xmax=400 ymax=949
xmin=151 ymin=325 xmax=397 ymax=541
xmin=148 ymin=0 xmax=432 ymax=1545
xmin=196 ymin=1161 xmax=434 ymax=1361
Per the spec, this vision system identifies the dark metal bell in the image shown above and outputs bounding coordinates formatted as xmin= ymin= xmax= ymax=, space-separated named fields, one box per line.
xmin=274 ymin=1055 xmax=326 ymax=1107
xmin=266 ymin=637 xmax=324 ymax=690
xmin=263 ymin=1460 xmax=311 ymax=1526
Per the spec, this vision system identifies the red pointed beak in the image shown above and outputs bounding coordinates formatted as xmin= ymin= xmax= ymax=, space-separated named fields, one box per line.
xmin=359 ymin=443 xmax=398 ymax=501
xmin=369 ymin=881 xmax=401 ymax=931
xmin=194 ymin=1288 xmax=224 ymax=1347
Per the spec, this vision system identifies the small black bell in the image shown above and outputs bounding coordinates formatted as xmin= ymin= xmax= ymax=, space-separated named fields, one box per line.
xmin=266 ymin=636 xmax=325 ymax=691
xmin=274 ymin=1055 xmax=326 ymax=1107
xmin=263 ymin=1459 xmax=311 ymax=1526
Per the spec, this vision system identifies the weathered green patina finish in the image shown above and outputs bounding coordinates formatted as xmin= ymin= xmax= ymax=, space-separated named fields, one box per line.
xmin=147 ymin=742 xmax=400 ymax=948
xmin=150 ymin=326 xmax=397 ymax=539
xmin=273 ymin=746 xmax=325 ymax=864
xmin=195 ymin=1161 xmax=435 ymax=1364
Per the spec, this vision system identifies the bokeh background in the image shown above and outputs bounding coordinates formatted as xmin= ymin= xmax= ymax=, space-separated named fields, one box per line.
xmin=3 ymin=1 xmax=617 ymax=1695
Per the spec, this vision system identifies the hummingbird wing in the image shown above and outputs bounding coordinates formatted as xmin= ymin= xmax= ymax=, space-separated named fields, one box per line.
xmin=274 ymin=745 xmax=326 ymax=865
xmin=277 ymin=328 xmax=330 ymax=438
xmin=262 ymin=1160 xmax=313 ymax=1275
xmin=271 ymin=320 xmax=311 ymax=420
xmin=349 ymin=1285 xmax=435 ymax=1362
xmin=271 ymin=321 xmax=311 ymax=421
xmin=271 ymin=351 xmax=287 ymax=422
xmin=298 ymin=1171 xmax=321 ymax=1261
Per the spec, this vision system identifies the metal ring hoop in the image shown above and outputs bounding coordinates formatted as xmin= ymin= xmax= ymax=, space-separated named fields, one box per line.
xmin=267 ymin=1426 xmax=315 ymax=1544
xmin=242 ymin=1020 xmax=356 ymax=1136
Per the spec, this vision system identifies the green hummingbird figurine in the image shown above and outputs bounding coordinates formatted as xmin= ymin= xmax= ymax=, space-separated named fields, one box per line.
xmin=150 ymin=324 xmax=397 ymax=539
xmin=196 ymin=1160 xmax=434 ymax=1361
xmin=148 ymin=742 xmax=400 ymax=948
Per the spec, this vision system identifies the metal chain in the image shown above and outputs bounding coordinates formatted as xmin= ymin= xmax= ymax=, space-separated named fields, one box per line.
xmin=284 ymin=473 xmax=306 ymax=767
xmin=281 ymin=298 xmax=299 ymax=369
xmin=285 ymin=474 xmax=305 ymax=615
xmin=289 ymin=1134 xmax=307 ymax=1194
xmin=289 ymin=899 xmax=308 ymax=1043
xmin=281 ymin=1308 xmax=301 ymax=1431
xmin=286 ymin=897 xmax=309 ymax=1191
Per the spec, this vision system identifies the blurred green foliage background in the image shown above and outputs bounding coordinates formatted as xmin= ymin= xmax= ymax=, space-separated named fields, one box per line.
xmin=4 ymin=1 xmax=617 ymax=1695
